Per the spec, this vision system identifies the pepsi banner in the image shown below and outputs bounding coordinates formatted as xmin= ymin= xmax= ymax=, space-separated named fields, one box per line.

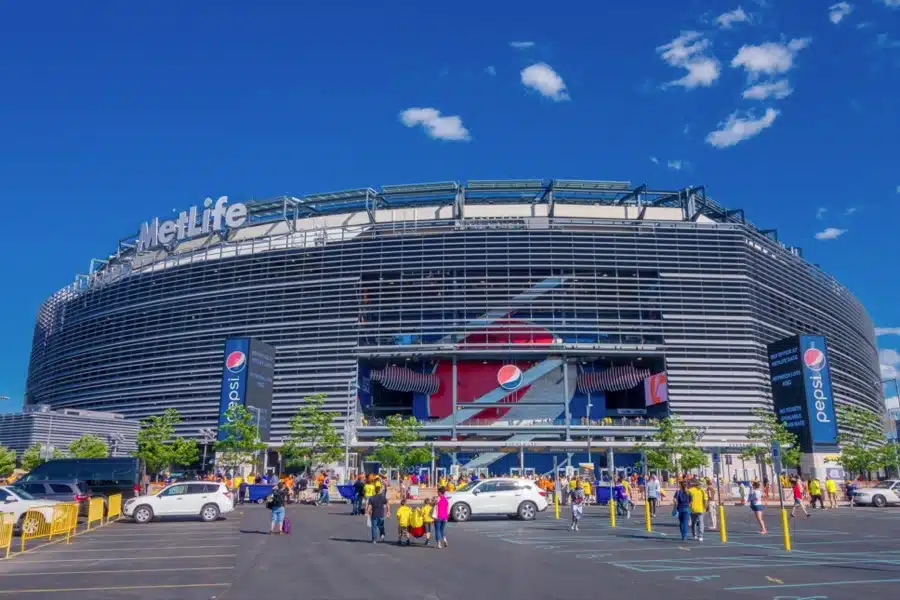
xmin=217 ymin=337 xmax=276 ymax=442
xmin=767 ymin=334 xmax=838 ymax=453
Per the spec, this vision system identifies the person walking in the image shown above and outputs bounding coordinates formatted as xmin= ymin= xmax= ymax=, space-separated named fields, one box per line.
xmin=705 ymin=479 xmax=718 ymax=531
xmin=808 ymin=476 xmax=824 ymax=510
xmin=748 ymin=480 xmax=768 ymax=534
xmin=825 ymin=475 xmax=838 ymax=509
xmin=791 ymin=478 xmax=810 ymax=518
xmin=687 ymin=479 xmax=708 ymax=542
xmin=268 ymin=481 xmax=290 ymax=535
xmin=646 ymin=474 xmax=661 ymax=518
xmin=673 ymin=480 xmax=692 ymax=541
xmin=366 ymin=487 xmax=390 ymax=543
xmin=434 ymin=486 xmax=450 ymax=548
xmin=570 ymin=476 xmax=585 ymax=531
xmin=352 ymin=474 xmax=365 ymax=515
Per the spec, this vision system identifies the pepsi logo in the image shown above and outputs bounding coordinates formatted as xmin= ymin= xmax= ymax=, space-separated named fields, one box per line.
xmin=497 ymin=364 xmax=523 ymax=390
xmin=225 ymin=350 xmax=247 ymax=373
xmin=803 ymin=347 xmax=826 ymax=371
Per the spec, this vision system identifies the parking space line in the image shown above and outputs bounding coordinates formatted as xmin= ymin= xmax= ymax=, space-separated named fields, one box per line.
xmin=34 ymin=544 xmax=239 ymax=553
xmin=725 ymin=577 xmax=900 ymax=590
xmin=11 ymin=553 xmax=236 ymax=564
xmin=0 ymin=566 xmax=235 ymax=577
xmin=0 ymin=583 xmax=231 ymax=594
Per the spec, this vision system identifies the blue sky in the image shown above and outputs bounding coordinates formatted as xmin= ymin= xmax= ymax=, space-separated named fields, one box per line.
xmin=1 ymin=1 xmax=898 ymax=411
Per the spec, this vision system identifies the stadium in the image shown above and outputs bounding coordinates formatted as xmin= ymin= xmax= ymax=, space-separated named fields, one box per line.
xmin=26 ymin=179 xmax=883 ymax=475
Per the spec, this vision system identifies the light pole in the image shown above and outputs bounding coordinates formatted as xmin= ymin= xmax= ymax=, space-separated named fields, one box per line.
xmin=586 ymin=398 xmax=593 ymax=464
xmin=199 ymin=428 xmax=216 ymax=473
xmin=107 ymin=433 xmax=124 ymax=457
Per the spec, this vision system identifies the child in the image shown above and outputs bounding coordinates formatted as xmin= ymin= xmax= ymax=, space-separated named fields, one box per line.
xmin=395 ymin=498 xmax=412 ymax=546
xmin=409 ymin=501 xmax=426 ymax=545
xmin=421 ymin=497 xmax=434 ymax=545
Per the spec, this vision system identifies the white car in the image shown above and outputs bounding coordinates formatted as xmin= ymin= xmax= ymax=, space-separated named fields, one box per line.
xmin=446 ymin=478 xmax=549 ymax=522
xmin=852 ymin=480 xmax=900 ymax=507
xmin=0 ymin=485 xmax=60 ymax=536
xmin=123 ymin=481 xmax=234 ymax=524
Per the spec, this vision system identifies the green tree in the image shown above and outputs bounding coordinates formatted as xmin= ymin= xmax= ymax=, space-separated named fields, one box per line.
xmin=837 ymin=405 xmax=889 ymax=477
xmin=20 ymin=445 xmax=46 ymax=472
xmin=0 ymin=445 xmax=16 ymax=478
xmin=134 ymin=408 xmax=200 ymax=477
xmin=68 ymin=434 xmax=109 ymax=459
xmin=740 ymin=408 xmax=802 ymax=469
xmin=215 ymin=404 xmax=268 ymax=473
xmin=371 ymin=415 xmax=432 ymax=476
xmin=282 ymin=394 xmax=344 ymax=474
xmin=636 ymin=416 xmax=702 ymax=473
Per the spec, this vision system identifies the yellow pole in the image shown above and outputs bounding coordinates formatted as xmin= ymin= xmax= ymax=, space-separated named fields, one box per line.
xmin=554 ymin=488 xmax=560 ymax=520
xmin=644 ymin=497 xmax=652 ymax=532
xmin=718 ymin=503 xmax=727 ymax=542
xmin=609 ymin=497 xmax=616 ymax=528
xmin=780 ymin=508 xmax=791 ymax=551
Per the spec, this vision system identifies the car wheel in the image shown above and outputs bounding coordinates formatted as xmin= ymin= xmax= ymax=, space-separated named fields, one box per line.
xmin=518 ymin=501 xmax=538 ymax=521
xmin=873 ymin=495 xmax=887 ymax=508
xmin=18 ymin=514 xmax=46 ymax=537
xmin=451 ymin=503 xmax=471 ymax=522
xmin=200 ymin=504 xmax=220 ymax=522
xmin=133 ymin=505 xmax=154 ymax=524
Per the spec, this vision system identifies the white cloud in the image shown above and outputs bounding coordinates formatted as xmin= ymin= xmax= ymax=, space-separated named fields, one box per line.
xmin=520 ymin=63 xmax=569 ymax=101
xmin=657 ymin=31 xmax=721 ymax=89
xmin=650 ymin=156 xmax=660 ymax=164
xmin=881 ymin=348 xmax=900 ymax=379
xmin=485 ymin=66 xmax=496 ymax=76
xmin=731 ymin=38 xmax=811 ymax=80
xmin=742 ymin=79 xmax=793 ymax=100
xmin=877 ymin=33 xmax=900 ymax=49
xmin=716 ymin=7 xmax=750 ymax=29
xmin=844 ymin=207 xmax=858 ymax=215
xmin=876 ymin=328 xmax=900 ymax=336
xmin=816 ymin=207 xmax=828 ymax=220
xmin=667 ymin=160 xmax=683 ymax=170
xmin=399 ymin=108 xmax=471 ymax=141
xmin=510 ymin=41 xmax=535 ymax=49
xmin=829 ymin=2 xmax=853 ymax=24
xmin=815 ymin=227 xmax=847 ymax=240
xmin=706 ymin=108 xmax=779 ymax=148
xmin=883 ymin=0 xmax=900 ymax=7
xmin=896 ymin=185 xmax=900 ymax=194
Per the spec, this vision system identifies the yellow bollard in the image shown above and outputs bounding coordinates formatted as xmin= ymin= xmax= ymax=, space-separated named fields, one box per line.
xmin=609 ymin=497 xmax=616 ymax=528
xmin=554 ymin=490 xmax=560 ymax=520
xmin=645 ymin=498 xmax=652 ymax=533
xmin=719 ymin=503 xmax=727 ymax=542
xmin=780 ymin=508 xmax=792 ymax=551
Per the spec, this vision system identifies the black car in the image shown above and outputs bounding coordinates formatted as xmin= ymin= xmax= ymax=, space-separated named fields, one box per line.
xmin=24 ymin=458 xmax=142 ymax=504
xmin=14 ymin=480 xmax=93 ymax=517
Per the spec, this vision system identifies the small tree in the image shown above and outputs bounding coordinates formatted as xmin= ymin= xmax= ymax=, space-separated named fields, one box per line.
xmin=372 ymin=415 xmax=432 ymax=479
xmin=837 ymin=405 xmax=888 ymax=477
xmin=740 ymin=408 xmax=802 ymax=470
xmin=215 ymin=404 xmax=268 ymax=473
xmin=0 ymin=445 xmax=16 ymax=478
xmin=134 ymin=408 xmax=200 ymax=478
xmin=636 ymin=415 xmax=697 ymax=473
xmin=68 ymin=434 xmax=109 ymax=459
xmin=20 ymin=445 xmax=45 ymax=472
xmin=282 ymin=394 xmax=344 ymax=475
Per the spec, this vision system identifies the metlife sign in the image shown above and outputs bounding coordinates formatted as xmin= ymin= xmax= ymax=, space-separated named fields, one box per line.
xmin=137 ymin=196 xmax=248 ymax=252
xmin=217 ymin=338 xmax=276 ymax=442
xmin=767 ymin=334 xmax=839 ymax=453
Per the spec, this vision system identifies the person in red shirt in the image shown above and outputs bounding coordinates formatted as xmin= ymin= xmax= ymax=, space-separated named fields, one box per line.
xmin=790 ymin=478 xmax=810 ymax=518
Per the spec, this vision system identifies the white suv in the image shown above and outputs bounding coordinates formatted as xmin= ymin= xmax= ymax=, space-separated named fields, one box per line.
xmin=0 ymin=485 xmax=60 ymax=536
xmin=447 ymin=478 xmax=549 ymax=522
xmin=123 ymin=482 xmax=234 ymax=524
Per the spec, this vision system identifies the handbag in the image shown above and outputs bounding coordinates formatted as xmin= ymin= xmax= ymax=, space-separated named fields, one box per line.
xmin=671 ymin=506 xmax=678 ymax=518
xmin=431 ymin=504 xmax=440 ymax=520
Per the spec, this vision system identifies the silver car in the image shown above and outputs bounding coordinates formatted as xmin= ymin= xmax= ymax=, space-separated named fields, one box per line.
xmin=852 ymin=480 xmax=900 ymax=507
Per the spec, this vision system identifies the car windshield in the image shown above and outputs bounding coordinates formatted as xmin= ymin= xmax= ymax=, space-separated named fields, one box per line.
xmin=455 ymin=482 xmax=477 ymax=492
xmin=873 ymin=481 xmax=896 ymax=489
xmin=8 ymin=486 xmax=37 ymax=500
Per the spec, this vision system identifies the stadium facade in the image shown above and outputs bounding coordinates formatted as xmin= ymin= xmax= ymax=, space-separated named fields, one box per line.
xmin=25 ymin=180 xmax=883 ymax=474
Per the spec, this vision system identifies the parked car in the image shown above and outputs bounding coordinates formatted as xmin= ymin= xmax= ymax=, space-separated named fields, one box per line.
xmin=446 ymin=477 xmax=549 ymax=522
xmin=23 ymin=458 xmax=142 ymax=506
xmin=123 ymin=482 xmax=234 ymax=524
xmin=0 ymin=485 xmax=60 ymax=536
xmin=852 ymin=480 xmax=900 ymax=507
xmin=12 ymin=480 xmax=92 ymax=518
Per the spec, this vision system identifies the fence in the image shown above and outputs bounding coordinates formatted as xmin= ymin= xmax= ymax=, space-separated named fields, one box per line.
xmin=20 ymin=502 xmax=78 ymax=551
xmin=0 ymin=512 xmax=13 ymax=558
xmin=107 ymin=494 xmax=122 ymax=522
xmin=85 ymin=497 xmax=105 ymax=530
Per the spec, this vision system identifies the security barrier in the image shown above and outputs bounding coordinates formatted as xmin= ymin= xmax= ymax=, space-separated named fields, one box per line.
xmin=20 ymin=505 xmax=53 ymax=551
xmin=86 ymin=497 xmax=104 ymax=530
xmin=50 ymin=503 xmax=78 ymax=542
xmin=107 ymin=494 xmax=122 ymax=522
xmin=0 ymin=512 xmax=13 ymax=558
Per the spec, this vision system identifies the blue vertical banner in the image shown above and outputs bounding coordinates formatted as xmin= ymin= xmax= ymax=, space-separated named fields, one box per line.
xmin=798 ymin=335 xmax=838 ymax=446
xmin=218 ymin=337 xmax=250 ymax=441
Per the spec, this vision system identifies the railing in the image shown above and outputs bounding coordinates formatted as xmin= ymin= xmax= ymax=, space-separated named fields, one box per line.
xmin=106 ymin=494 xmax=123 ymax=522
xmin=85 ymin=497 xmax=104 ymax=530
xmin=0 ymin=512 xmax=13 ymax=558
xmin=360 ymin=417 xmax=659 ymax=428
xmin=20 ymin=502 xmax=78 ymax=551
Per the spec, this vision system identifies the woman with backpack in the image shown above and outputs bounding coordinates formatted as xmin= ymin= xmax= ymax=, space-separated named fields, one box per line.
xmin=672 ymin=480 xmax=692 ymax=541
xmin=268 ymin=481 xmax=290 ymax=535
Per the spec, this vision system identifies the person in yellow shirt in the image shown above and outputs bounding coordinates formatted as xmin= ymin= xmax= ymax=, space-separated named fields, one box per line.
xmin=420 ymin=497 xmax=434 ymax=545
xmin=581 ymin=479 xmax=592 ymax=503
xmin=807 ymin=477 xmax=824 ymax=510
xmin=825 ymin=476 xmax=838 ymax=509
xmin=395 ymin=498 xmax=412 ymax=546
xmin=233 ymin=475 xmax=243 ymax=493
xmin=686 ymin=480 xmax=708 ymax=542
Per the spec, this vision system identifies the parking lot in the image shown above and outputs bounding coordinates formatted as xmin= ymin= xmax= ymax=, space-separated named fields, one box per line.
xmin=0 ymin=516 xmax=238 ymax=598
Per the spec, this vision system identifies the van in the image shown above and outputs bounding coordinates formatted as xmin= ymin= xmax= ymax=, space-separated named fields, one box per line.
xmin=23 ymin=458 xmax=142 ymax=501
